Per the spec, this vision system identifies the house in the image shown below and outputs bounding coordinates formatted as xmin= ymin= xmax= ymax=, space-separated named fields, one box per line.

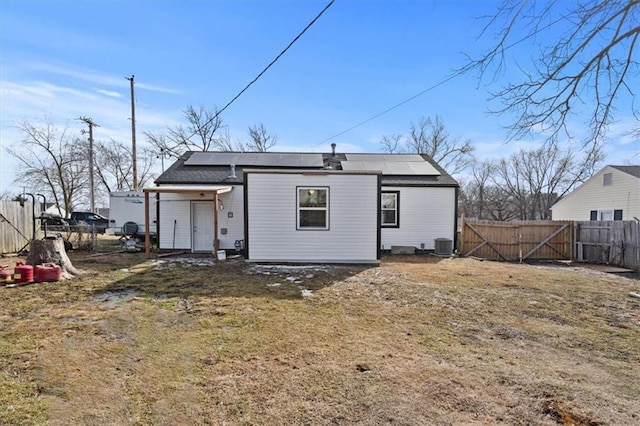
xmin=551 ymin=165 xmax=640 ymax=221
xmin=144 ymin=149 xmax=459 ymax=263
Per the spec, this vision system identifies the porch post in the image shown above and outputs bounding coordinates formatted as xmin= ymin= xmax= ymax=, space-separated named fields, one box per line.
xmin=145 ymin=190 xmax=151 ymax=259
xmin=213 ymin=191 xmax=219 ymax=258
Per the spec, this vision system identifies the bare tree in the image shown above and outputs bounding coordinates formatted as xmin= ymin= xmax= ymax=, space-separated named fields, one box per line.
xmin=380 ymin=134 xmax=403 ymax=154
xmin=380 ymin=115 xmax=474 ymax=175
xmin=94 ymin=140 xmax=156 ymax=192
xmin=7 ymin=119 xmax=88 ymax=215
xmin=492 ymin=141 xmax=604 ymax=219
xmin=460 ymin=160 xmax=495 ymax=219
xmin=460 ymin=160 xmax=521 ymax=221
xmin=462 ymin=0 xmax=640 ymax=147
xmin=145 ymin=105 xmax=229 ymax=157
xmin=246 ymin=123 xmax=277 ymax=152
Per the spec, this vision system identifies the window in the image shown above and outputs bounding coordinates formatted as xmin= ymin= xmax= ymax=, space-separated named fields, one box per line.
xmin=297 ymin=187 xmax=328 ymax=229
xmin=603 ymin=173 xmax=612 ymax=186
xmin=381 ymin=191 xmax=400 ymax=228
xmin=599 ymin=210 xmax=614 ymax=221
xmin=590 ymin=209 xmax=623 ymax=221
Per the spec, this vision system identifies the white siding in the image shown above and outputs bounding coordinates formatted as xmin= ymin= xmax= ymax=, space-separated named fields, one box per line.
xmin=552 ymin=166 xmax=640 ymax=220
xmin=217 ymin=187 xmax=245 ymax=250
xmin=246 ymin=173 xmax=379 ymax=263
xmin=157 ymin=186 xmax=244 ymax=251
xmin=158 ymin=195 xmax=190 ymax=250
xmin=381 ymin=186 xmax=456 ymax=250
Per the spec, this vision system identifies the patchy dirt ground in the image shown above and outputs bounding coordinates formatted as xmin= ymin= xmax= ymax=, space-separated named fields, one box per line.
xmin=1 ymin=253 xmax=638 ymax=425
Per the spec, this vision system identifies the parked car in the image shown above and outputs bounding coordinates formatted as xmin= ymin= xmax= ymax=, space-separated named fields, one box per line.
xmin=40 ymin=215 xmax=70 ymax=232
xmin=68 ymin=211 xmax=109 ymax=234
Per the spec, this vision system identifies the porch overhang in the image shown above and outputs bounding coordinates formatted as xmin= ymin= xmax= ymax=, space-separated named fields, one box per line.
xmin=142 ymin=185 xmax=234 ymax=258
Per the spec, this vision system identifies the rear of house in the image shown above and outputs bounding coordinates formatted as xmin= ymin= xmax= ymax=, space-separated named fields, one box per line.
xmin=551 ymin=165 xmax=640 ymax=221
xmin=245 ymin=170 xmax=380 ymax=263
xmin=147 ymin=150 xmax=458 ymax=262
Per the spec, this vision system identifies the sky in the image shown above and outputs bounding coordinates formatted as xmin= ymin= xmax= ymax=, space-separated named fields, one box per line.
xmin=1 ymin=0 xmax=638 ymax=200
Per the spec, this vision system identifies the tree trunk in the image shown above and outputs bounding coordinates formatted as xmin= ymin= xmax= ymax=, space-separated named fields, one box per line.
xmin=27 ymin=237 xmax=82 ymax=279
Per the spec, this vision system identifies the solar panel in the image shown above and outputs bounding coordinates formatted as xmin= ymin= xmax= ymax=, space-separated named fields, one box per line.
xmin=345 ymin=154 xmax=426 ymax=162
xmin=184 ymin=152 xmax=324 ymax=167
xmin=341 ymin=160 xmax=440 ymax=175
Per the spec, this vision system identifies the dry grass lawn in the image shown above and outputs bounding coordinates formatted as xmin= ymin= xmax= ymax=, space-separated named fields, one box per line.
xmin=1 ymin=252 xmax=639 ymax=425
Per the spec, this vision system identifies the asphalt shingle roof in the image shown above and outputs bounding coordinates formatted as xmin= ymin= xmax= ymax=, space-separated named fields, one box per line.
xmin=611 ymin=165 xmax=640 ymax=178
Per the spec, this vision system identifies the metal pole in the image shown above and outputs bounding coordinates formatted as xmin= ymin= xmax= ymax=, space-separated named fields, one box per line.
xmin=24 ymin=193 xmax=36 ymax=240
xmin=36 ymin=193 xmax=46 ymax=237
xmin=78 ymin=117 xmax=99 ymax=212
xmin=88 ymin=124 xmax=95 ymax=212
xmin=126 ymin=75 xmax=138 ymax=190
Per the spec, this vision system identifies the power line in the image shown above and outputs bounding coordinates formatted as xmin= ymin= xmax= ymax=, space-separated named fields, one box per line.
xmin=183 ymin=0 xmax=335 ymax=143
xmin=317 ymin=12 xmax=568 ymax=147
xmin=318 ymin=74 xmax=458 ymax=145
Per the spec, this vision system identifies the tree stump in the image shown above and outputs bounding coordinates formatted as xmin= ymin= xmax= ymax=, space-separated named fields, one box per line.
xmin=27 ymin=237 xmax=82 ymax=279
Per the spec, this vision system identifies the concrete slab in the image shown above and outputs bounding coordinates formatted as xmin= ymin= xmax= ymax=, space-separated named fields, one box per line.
xmin=577 ymin=264 xmax=636 ymax=273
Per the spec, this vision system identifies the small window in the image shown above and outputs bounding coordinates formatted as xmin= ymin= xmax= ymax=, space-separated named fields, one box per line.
xmin=381 ymin=191 xmax=400 ymax=228
xmin=599 ymin=210 xmax=614 ymax=221
xmin=603 ymin=173 xmax=612 ymax=186
xmin=297 ymin=187 xmax=328 ymax=230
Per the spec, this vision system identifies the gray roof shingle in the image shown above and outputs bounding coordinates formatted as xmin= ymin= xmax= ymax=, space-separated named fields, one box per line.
xmin=611 ymin=165 xmax=640 ymax=178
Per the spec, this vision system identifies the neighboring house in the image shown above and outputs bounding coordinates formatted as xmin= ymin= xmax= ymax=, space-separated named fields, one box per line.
xmin=145 ymin=149 xmax=459 ymax=263
xmin=551 ymin=165 xmax=640 ymax=221
xmin=41 ymin=203 xmax=67 ymax=218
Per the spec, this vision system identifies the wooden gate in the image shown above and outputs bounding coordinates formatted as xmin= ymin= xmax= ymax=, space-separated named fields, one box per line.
xmin=460 ymin=218 xmax=573 ymax=261
xmin=0 ymin=201 xmax=40 ymax=254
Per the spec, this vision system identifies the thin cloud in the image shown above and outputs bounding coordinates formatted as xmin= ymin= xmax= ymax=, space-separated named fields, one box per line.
xmin=136 ymin=82 xmax=184 ymax=95
xmin=21 ymin=60 xmax=183 ymax=94
xmin=96 ymin=89 xmax=123 ymax=98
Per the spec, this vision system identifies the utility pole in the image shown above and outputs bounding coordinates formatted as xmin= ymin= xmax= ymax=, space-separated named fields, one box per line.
xmin=126 ymin=75 xmax=138 ymax=190
xmin=78 ymin=116 xmax=99 ymax=212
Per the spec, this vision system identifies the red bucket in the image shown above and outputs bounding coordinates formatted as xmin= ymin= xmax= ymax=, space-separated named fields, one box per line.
xmin=14 ymin=262 xmax=34 ymax=284
xmin=34 ymin=263 xmax=61 ymax=283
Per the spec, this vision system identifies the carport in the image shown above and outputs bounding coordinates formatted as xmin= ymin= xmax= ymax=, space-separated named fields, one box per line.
xmin=142 ymin=185 xmax=234 ymax=259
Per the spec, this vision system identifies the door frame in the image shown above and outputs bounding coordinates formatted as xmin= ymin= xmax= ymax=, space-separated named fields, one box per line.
xmin=191 ymin=200 xmax=217 ymax=253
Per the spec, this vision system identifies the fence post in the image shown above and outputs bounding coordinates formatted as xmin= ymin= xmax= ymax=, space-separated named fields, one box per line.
xmin=459 ymin=213 xmax=465 ymax=254
xmin=572 ymin=221 xmax=577 ymax=262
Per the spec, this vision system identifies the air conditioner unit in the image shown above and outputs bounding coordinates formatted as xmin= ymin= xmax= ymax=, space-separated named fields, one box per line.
xmin=434 ymin=238 xmax=453 ymax=256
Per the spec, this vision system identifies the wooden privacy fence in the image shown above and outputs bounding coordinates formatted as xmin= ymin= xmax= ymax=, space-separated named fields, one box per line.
xmin=460 ymin=218 xmax=640 ymax=270
xmin=1 ymin=201 xmax=41 ymax=255
xmin=575 ymin=221 xmax=639 ymax=270
xmin=460 ymin=218 xmax=574 ymax=262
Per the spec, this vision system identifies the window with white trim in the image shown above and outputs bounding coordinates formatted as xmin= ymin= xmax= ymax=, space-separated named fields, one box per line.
xmin=297 ymin=187 xmax=329 ymax=229
xmin=590 ymin=209 xmax=623 ymax=221
xmin=381 ymin=191 xmax=399 ymax=228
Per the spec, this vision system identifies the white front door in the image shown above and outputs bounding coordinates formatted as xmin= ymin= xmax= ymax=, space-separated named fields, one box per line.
xmin=192 ymin=202 xmax=214 ymax=252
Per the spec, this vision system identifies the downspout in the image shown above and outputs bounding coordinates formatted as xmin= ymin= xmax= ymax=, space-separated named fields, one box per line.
xmin=454 ymin=186 xmax=460 ymax=253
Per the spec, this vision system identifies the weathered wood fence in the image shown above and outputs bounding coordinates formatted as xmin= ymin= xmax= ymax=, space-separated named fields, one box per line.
xmin=0 ymin=201 xmax=41 ymax=255
xmin=575 ymin=221 xmax=639 ymax=270
xmin=459 ymin=218 xmax=640 ymax=270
